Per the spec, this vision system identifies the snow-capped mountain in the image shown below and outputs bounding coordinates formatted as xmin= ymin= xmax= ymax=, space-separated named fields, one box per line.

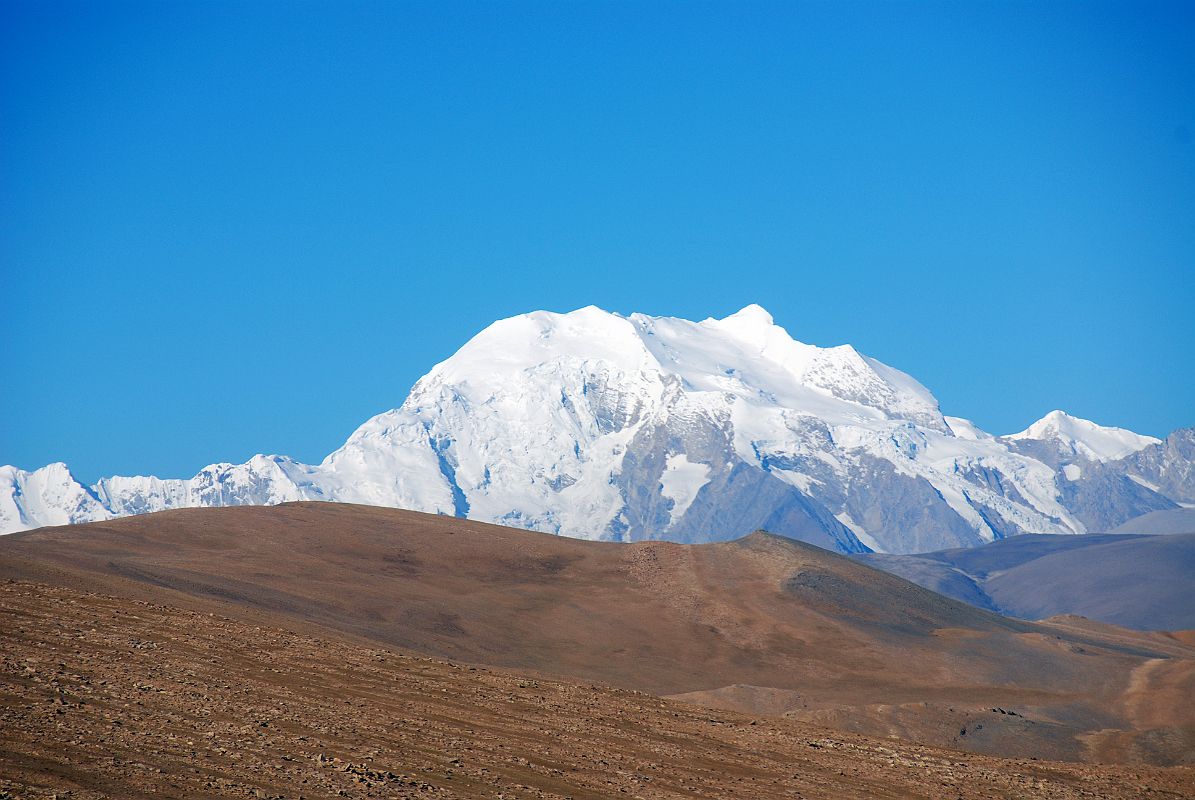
xmin=3 ymin=305 xmax=1190 ymax=553
xmin=0 ymin=463 xmax=112 ymax=531
xmin=1007 ymin=410 xmax=1161 ymax=462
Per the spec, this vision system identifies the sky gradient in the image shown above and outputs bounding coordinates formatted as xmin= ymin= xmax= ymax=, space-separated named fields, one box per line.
xmin=2 ymin=0 xmax=1193 ymax=483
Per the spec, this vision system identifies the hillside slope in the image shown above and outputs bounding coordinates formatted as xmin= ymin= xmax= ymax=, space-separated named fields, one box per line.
xmin=7 ymin=580 xmax=1192 ymax=799
xmin=3 ymin=502 xmax=1194 ymax=765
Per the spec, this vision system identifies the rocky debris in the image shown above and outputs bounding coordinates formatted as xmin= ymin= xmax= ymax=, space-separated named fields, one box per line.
xmin=1 ymin=579 xmax=1192 ymax=799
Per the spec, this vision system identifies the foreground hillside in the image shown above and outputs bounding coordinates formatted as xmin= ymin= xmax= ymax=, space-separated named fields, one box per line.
xmin=3 ymin=502 xmax=1194 ymax=767
xmin=856 ymin=532 xmax=1195 ymax=630
xmin=4 ymin=580 xmax=1193 ymax=799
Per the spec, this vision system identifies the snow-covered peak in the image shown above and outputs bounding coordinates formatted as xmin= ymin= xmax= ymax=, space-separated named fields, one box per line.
xmin=944 ymin=416 xmax=992 ymax=440
xmin=405 ymin=304 xmax=945 ymax=431
xmin=705 ymin=303 xmax=777 ymax=342
xmin=0 ymin=462 xmax=111 ymax=533
xmin=1006 ymin=410 xmax=1161 ymax=462
xmin=316 ymin=304 xmax=950 ymax=549
xmin=726 ymin=302 xmax=774 ymax=324
xmin=420 ymin=306 xmax=656 ymax=395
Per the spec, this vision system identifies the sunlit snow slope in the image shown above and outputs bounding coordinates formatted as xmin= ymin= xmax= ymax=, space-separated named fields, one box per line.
xmin=3 ymin=305 xmax=1191 ymax=553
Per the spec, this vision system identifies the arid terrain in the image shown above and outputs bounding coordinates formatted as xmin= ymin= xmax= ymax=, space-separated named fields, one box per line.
xmin=4 ymin=580 xmax=1194 ymax=800
xmin=2 ymin=502 xmax=1194 ymax=798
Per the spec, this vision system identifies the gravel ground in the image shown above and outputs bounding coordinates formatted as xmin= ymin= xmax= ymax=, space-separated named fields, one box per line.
xmin=2 ymin=580 xmax=1193 ymax=800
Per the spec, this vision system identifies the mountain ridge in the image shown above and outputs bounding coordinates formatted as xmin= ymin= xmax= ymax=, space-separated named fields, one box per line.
xmin=3 ymin=305 xmax=1191 ymax=553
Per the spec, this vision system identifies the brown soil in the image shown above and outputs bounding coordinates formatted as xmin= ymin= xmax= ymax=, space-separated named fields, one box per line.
xmin=3 ymin=580 xmax=1193 ymax=800
xmin=1 ymin=502 xmax=1193 ymax=771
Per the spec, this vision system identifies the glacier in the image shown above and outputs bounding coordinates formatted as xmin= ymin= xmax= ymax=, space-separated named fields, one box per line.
xmin=3 ymin=304 xmax=1191 ymax=553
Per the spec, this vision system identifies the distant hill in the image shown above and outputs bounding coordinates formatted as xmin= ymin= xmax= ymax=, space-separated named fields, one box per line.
xmin=3 ymin=502 xmax=1195 ymax=765
xmin=856 ymin=532 xmax=1195 ymax=631
xmin=1112 ymin=507 xmax=1195 ymax=535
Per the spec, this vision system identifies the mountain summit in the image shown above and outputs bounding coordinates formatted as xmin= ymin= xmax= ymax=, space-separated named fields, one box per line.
xmin=3 ymin=306 xmax=1190 ymax=552
xmin=1008 ymin=409 xmax=1162 ymax=461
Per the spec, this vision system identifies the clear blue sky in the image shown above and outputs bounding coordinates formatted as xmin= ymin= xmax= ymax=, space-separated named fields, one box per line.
xmin=2 ymin=0 xmax=1192 ymax=483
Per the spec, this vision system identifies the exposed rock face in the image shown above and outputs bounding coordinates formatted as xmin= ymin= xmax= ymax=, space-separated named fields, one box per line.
xmin=1124 ymin=428 xmax=1195 ymax=505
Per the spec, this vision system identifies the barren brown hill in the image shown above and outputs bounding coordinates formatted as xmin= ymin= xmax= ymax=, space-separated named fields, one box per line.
xmin=2 ymin=502 xmax=1194 ymax=767
xmin=8 ymin=580 xmax=1195 ymax=799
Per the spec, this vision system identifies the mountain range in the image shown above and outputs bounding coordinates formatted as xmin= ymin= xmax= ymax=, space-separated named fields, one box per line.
xmin=3 ymin=305 xmax=1192 ymax=553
